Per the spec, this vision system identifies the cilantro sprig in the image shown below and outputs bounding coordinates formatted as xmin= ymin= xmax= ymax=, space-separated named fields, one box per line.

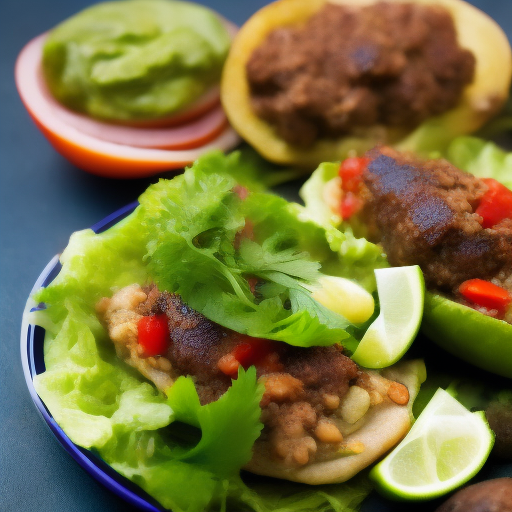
xmin=139 ymin=167 xmax=355 ymax=347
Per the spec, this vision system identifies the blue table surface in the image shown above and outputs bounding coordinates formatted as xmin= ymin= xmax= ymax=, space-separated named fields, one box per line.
xmin=1 ymin=1 xmax=511 ymax=511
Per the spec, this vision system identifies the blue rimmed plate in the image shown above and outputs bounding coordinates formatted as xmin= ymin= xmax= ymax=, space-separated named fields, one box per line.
xmin=20 ymin=201 xmax=168 ymax=512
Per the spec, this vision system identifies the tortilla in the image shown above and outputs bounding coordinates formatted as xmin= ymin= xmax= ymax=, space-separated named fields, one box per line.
xmin=100 ymin=284 xmax=426 ymax=484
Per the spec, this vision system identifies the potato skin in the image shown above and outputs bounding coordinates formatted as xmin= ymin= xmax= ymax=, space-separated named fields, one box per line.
xmin=435 ymin=478 xmax=512 ymax=512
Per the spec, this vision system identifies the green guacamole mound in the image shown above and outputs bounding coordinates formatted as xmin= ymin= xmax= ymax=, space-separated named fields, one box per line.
xmin=42 ymin=0 xmax=231 ymax=122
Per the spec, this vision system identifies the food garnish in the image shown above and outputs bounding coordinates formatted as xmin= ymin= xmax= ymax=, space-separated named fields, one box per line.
xmin=351 ymin=266 xmax=424 ymax=369
xmin=370 ymin=388 xmax=495 ymax=500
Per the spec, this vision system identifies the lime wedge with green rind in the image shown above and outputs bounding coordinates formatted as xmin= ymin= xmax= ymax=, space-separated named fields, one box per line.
xmin=423 ymin=292 xmax=512 ymax=378
xmin=370 ymin=388 xmax=494 ymax=501
xmin=351 ymin=266 xmax=424 ymax=369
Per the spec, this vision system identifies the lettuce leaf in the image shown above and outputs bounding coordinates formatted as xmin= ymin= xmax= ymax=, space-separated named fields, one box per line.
xmin=191 ymin=146 xmax=308 ymax=191
xmin=239 ymin=473 xmax=372 ymax=512
xmin=33 ymin=151 xmax=381 ymax=512
xmin=35 ymin=209 xmax=149 ymax=327
xmin=34 ymin=301 xmax=174 ymax=450
xmin=140 ymin=167 xmax=359 ymax=346
xmin=446 ymin=136 xmax=512 ymax=189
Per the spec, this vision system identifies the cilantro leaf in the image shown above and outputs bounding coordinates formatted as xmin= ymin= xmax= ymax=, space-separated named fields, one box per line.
xmin=140 ymin=167 xmax=356 ymax=346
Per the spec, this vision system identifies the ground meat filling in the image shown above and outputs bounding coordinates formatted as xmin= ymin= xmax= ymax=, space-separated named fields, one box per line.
xmin=358 ymin=147 xmax=512 ymax=315
xmin=246 ymin=2 xmax=475 ymax=146
xmin=98 ymin=284 xmax=410 ymax=468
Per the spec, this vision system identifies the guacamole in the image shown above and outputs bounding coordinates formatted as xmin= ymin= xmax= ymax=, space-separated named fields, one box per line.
xmin=42 ymin=0 xmax=231 ymax=122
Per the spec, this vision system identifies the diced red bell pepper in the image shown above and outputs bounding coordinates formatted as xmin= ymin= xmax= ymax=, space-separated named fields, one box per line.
xmin=338 ymin=157 xmax=369 ymax=193
xmin=218 ymin=337 xmax=282 ymax=377
xmin=459 ymin=278 xmax=512 ymax=315
xmin=475 ymin=178 xmax=512 ymax=229
xmin=340 ymin=192 xmax=364 ymax=220
xmin=338 ymin=157 xmax=369 ymax=220
xmin=232 ymin=337 xmax=276 ymax=367
xmin=137 ymin=314 xmax=170 ymax=356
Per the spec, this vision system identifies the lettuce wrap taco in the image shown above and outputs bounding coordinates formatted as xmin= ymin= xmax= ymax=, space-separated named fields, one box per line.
xmin=301 ymin=137 xmax=512 ymax=377
xmin=29 ymin=151 xmax=425 ymax=511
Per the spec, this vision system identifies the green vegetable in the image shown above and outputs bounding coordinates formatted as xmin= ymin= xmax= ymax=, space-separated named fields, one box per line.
xmin=422 ymin=293 xmax=512 ymax=378
xmin=42 ymin=0 xmax=231 ymax=121
xmin=142 ymin=171 xmax=354 ymax=346
xmin=33 ymin=151 xmax=380 ymax=512
xmin=446 ymin=136 xmax=512 ymax=189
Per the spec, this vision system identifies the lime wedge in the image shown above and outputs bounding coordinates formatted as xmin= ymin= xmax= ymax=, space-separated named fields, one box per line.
xmin=351 ymin=266 xmax=424 ymax=368
xmin=370 ymin=388 xmax=495 ymax=501
xmin=311 ymin=275 xmax=375 ymax=324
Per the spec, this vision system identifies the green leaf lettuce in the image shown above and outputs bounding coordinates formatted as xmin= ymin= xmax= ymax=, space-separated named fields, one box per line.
xmin=32 ymin=151 xmax=382 ymax=511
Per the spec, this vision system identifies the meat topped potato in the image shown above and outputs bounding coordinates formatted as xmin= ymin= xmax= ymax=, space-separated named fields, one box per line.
xmin=246 ymin=2 xmax=475 ymax=147
xmin=221 ymin=0 xmax=511 ymax=166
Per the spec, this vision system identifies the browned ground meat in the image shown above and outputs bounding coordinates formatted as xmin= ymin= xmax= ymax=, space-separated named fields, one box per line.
xmin=246 ymin=2 xmax=475 ymax=146
xmin=139 ymin=286 xmax=360 ymax=405
xmin=98 ymin=284 xmax=410 ymax=468
xmin=359 ymin=147 xmax=512 ymax=301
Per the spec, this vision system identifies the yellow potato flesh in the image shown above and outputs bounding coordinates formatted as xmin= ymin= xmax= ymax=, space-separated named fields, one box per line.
xmin=221 ymin=0 xmax=512 ymax=166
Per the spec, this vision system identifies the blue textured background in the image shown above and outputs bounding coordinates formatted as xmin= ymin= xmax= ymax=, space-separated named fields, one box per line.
xmin=1 ymin=1 xmax=511 ymax=511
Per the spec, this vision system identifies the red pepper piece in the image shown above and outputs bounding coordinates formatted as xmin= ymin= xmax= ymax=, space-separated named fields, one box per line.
xmin=475 ymin=178 xmax=512 ymax=229
xmin=338 ymin=157 xmax=369 ymax=193
xmin=232 ymin=337 xmax=276 ymax=367
xmin=218 ymin=337 xmax=282 ymax=376
xmin=137 ymin=314 xmax=170 ymax=356
xmin=340 ymin=192 xmax=364 ymax=220
xmin=459 ymin=279 xmax=512 ymax=314
xmin=338 ymin=157 xmax=369 ymax=220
